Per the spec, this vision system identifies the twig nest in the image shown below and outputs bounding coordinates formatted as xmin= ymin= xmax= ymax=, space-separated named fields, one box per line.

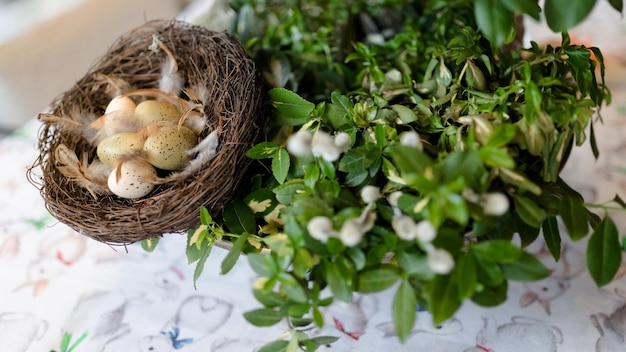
xmin=28 ymin=19 xmax=267 ymax=244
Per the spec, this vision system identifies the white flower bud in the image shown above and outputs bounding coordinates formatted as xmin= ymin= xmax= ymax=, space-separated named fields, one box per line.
xmin=361 ymin=185 xmax=381 ymax=204
xmin=415 ymin=220 xmax=436 ymax=243
xmin=334 ymin=132 xmax=352 ymax=152
xmin=392 ymin=215 xmax=417 ymax=241
xmin=321 ymin=145 xmax=341 ymax=162
xmin=387 ymin=191 xmax=403 ymax=207
xmin=286 ymin=130 xmax=312 ymax=157
xmin=399 ymin=131 xmax=423 ymax=151
xmin=339 ymin=219 xmax=364 ymax=247
xmin=311 ymin=131 xmax=334 ymax=157
xmin=481 ymin=192 xmax=510 ymax=216
xmin=461 ymin=188 xmax=480 ymax=203
xmin=307 ymin=216 xmax=336 ymax=243
xmin=427 ymin=248 xmax=455 ymax=274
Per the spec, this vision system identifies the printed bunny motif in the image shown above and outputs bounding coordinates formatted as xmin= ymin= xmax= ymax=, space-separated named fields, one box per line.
xmin=0 ymin=312 xmax=48 ymax=352
xmin=375 ymin=314 xmax=466 ymax=350
xmin=138 ymin=294 xmax=234 ymax=352
xmin=464 ymin=316 xmax=563 ymax=352
xmin=62 ymin=290 xmax=141 ymax=352
xmin=591 ymin=307 xmax=626 ymax=352
xmin=519 ymin=242 xmax=585 ymax=314
xmin=13 ymin=231 xmax=86 ymax=296
xmin=311 ymin=293 xmax=378 ymax=351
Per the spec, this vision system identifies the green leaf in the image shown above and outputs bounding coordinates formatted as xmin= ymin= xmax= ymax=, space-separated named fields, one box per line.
xmin=192 ymin=242 xmax=213 ymax=289
xmin=357 ymin=268 xmax=401 ymax=293
xmin=272 ymin=148 xmax=290 ymax=184
xmin=498 ymin=168 xmax=541 ymax=195
xmin=542 ymin=216 xmax=561 ymax=261
xmin=244 ymin=308 xmax=285 ymax=326
xmin=587 ymin=217 xmax=621 ymax=286
xmin=278 ymin=272 xmax=308 ymax=303
xmin=338 ymin=144 xmax=380 ymax=173
xmin=471 ymin=280 xmax=508 ymax=307
xmin=474 ymin=0 xmax=515 ymax=48
xmin=608 ymin=0 xmax=623 ymax=12
xmin=253 ymin=288 xmax=285 ymax=308
xmin=273 ymin=180 xmax=306 ymax=205
xmin=544 ymin=0 xmax=597 ymax=32
xmin=479 ymin=146 xmax=515 ymax=169
xmin=248 ymin=253 xmax=273 ymax=277
xmin=223 ymin=200 xmax=257 ymax=235
xmin=221 ymin=232 xmax=249 ymax=275
xmin=140 ymin=238 xmax=160 ymax=252
xmin=456 ymin=251 xmax=478 ymax=300
xmin=560 ymin=195 xmax=589 ymax=241
xmin=391 ymin=104 xmax=418 ymax=124
xmin=473 ymin=240 xmax=522 ymax=263
xmin=247 ymin=141 xmax=281 ymax=159
xmin=513 ymin=195 xmax=547 ymax=228
xmin=310 ymin=336 xmax=340 ymax=347
xmin=326 ymin=261 xmax=353 ymax=302
xmin=501 ymin=252 xmax=551 ymax=281
xmin=500 ymin=0 xmax=541 ymax=20
xmin=392 ymin=280 xmax=417 ymax=343
xmin=258 ymin=340 xmax=289 ymax=352
xmin=429 ymin=274 xmax=461 ymax=325
xmin=269 ymin=87 xmax=315 ymax=123
xmin=200 ymin=206 xmax=212 ymax=224
xmin=486 ymin=124 xmax=517 ymax=147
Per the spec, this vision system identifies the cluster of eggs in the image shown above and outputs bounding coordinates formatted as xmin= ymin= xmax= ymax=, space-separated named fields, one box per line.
xmin=95 ymin=95 xmax=199 ymax=199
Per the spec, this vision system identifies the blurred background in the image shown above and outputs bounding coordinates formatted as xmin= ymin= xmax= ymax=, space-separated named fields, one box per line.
xmin=0 ymin=0 xmax=189 ymax=135
xmin=0 ymin=0 xmax=624 ymax=137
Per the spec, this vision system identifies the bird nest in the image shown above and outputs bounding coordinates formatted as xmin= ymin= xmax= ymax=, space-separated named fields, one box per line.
xmin=27 ymin=19 xmax=267 ymax=245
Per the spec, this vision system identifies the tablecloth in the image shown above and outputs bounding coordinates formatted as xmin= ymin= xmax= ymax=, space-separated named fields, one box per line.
xmin=2 ymin=4 xmax=626 ymax=352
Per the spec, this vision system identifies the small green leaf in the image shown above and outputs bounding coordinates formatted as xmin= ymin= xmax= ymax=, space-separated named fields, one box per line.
xmin=471 ymin=280 xmax=508 ymax=307
xmin=310 ymin=336 xmax=340 ymax=347
xmin=253 ymin=289 xmax=285 ymax=308
xmin=221 ymin=232 xmax=249 ymax=275
xmin=244 ymin=308 xmax=284 ymax=326
xmin=272 ymin=148 xmax=290 ymax=184
xmin=257 ymin=340 xmax=289 ymax=352
xmin=542 ymin=216 xmax=561 ymax=261
xmin=587 ymin=217 xmax=621 ymax=286
xmin=278 ymin=272 xmax=308 ymax=303
xmin=338 ymin=144 xmax=380 ymax=173
xmin=498 ymin=168 xmax=541 ymax=195
xmin=391 ymin=104 xmax=418 ymax=124
xmin=501 ymin=252 xmax=551 ymax=281
xmin=223 ymin=200 xmax=257 ymax=235
xmin=140 ymin=238 xmax=160 ymax=252
xmin=513 ymin=195 xmax=547 ymax=228
xmin=486 ymin=124 xmax=517 ymax=147
xmin=392 ymin=280 xmax=417 ymax=343
xmin=326 ymin=261 xmax=353 ymax=302
xmin=199 ymin=206 xmax=212 ymax=224
xmin=247 ymin=142 xmax=281 ymax=159
xmin=273 ymin=180 xmax=306 ymax=205
xmin=248 ymin=253 xmax=273 ymax=277
xmin=479 ymin=146 xmax=516 ymax=169
xmin=192 ymin=242 xmax=213 ymax=289
xmin=357 ymin=268 xmax=401 ymax=293
xmin=270 ymin=87 xmax=315 ymax=123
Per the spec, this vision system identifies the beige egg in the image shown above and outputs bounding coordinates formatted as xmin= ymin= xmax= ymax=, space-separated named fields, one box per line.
xmin=143 ymin=125 xmax=198 ymax=170
xmin=135 ymin=100 xmax=181 ymax=127
xmin=105 ymin=95 xmax=136 ymax=116
xmin=96 ymin=132 xmax=147 ymax=168
xmin=107 ymin=159 xmax=157 ymax=199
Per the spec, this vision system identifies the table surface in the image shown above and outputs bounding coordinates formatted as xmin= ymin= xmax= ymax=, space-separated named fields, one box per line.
xmin=2 ymin=5 xmax=626 ymax=352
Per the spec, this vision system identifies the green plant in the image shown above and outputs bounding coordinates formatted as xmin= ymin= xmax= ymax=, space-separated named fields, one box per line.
xmin=146 ymin=0 xmax=625 ymax=350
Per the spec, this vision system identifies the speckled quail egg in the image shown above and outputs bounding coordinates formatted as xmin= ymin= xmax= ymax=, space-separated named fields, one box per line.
xmin=96 ymin=132 xmax=147 ymax=168
xmin=143 ymin=125 xmax=198 ymax=171
xmin=107 ymin=158 xmax=157 ymax=199
xmin=134 ymin=100 xmax=181 ymax=127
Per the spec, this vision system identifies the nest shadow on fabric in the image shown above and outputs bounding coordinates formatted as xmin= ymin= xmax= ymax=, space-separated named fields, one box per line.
xmin=27 ymin=19 xmax=267 ymax=245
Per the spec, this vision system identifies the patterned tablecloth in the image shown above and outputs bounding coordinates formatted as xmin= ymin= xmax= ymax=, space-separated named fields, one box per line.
xmin=1 ymin=3 xmax=626 ymax=352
